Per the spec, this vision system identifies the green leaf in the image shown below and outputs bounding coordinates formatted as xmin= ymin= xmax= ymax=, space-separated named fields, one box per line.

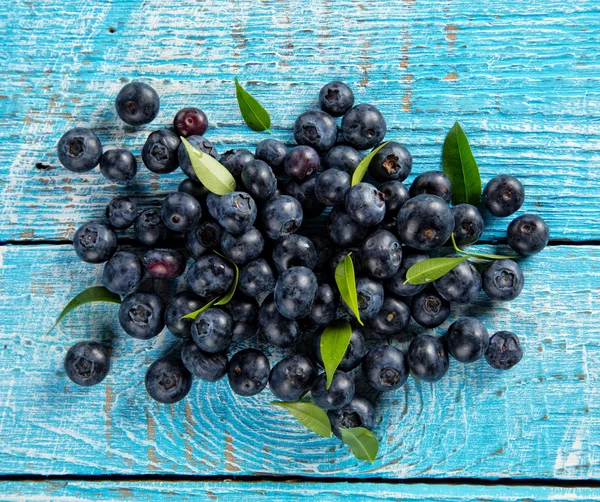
xmin=405 ymin=256 xmax=469 ymax=285
xmin=272 ymin=401 xmax=332 ymax=438
xmin=214 ymin=252 xmax=239 ymax=306
xmin=49 ymin=286 xmax=121 ymax=333
xmin=234 ymin=78 xmax=272 ymax=133
xmin=180 ymin=137 xmax=236 ymax=196
xmin=351 ymin=141 xmax=390 ymax=186
xmin=334 ymin=252 xmax=363 ymax=326
xmin=180 ymin=296 xmax=220 ymax=320
xmin=340 ymin=427 xmax=379 ymax=463
xmin=450 ymin=233 xmax=520 ymax=260
xmin=442 ymin=121 xmax=482 ymax=206
xmin=320 ymin=320 xmax=353 ymax=389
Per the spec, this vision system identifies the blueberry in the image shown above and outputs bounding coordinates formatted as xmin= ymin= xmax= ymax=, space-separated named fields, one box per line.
xmin=274 ymin=266 xmax=319 ymax=320
xmin=319 ymin=81 xmax=354 ymax=117
xmin=258 ymin=294 xmax=300 ymax=348
xmin=185 ymin=220 xmax=223 ymax=259
xmin=305 ymin=283 xmax=339 ymax=328
xmin=73 ymin=220 xmax=117 ymax=263
xmin=64 ymin=341 xmax=110 ymax=387
xmin=241 ymin=159 xmax=277 ymax=201
xmin=507 ymin=214 xmax=549 ymax=256
xmin=380 ymin=181 xmax=410 ymax=214
xmin=99 ymin=148 xmax=137 ymax=183
xmin=294 ymin=110 xmax=338 ymax=153
xmin=269 ymin=354 xmax=318 ymax=402
xmin=409 ymin=171 xmax=453 ymax=203
xmin=228 ymin=348 xmax=270 ymax=397
xmin=308 ymin=234 xmax=335 ymax=272
xmin=410 ymin=290 xmax=450 ymax=328
xmin=238 ymin=258 xmax=276 ymax=298
xmin=272 ymin=234 xmax=317 ymax=273
xmin=191 ymin=308 xmax=233 ymax=353
xmin=57 ymin=128 xmax=102 ymax=173
xmin=323 ymin=145 xmax=363 ymax=174
xmin=284 ymin=146 xmax=320 ymax=181
xmin=187 ymin=254 xmax=234 ymax=298
xmin=368 ymin=296 xmax=410 ymax=335
xmin=206 ymin=193 xmax=221 ymax=219
xmin=255 ymin=139 xmax=289 ymax=174
xmin=482 ymin=259 xmax=524 ymax=301
xmin=134 ymin=209 xmax=169 ymax=247
xmin=225 ymin=295 xmax=259 ymax=342
xmin=143 ymin=248 xmax=186 ymax=279
xmin=217 ymin=191 xmax=257 ymax=235
xmin=178 ymin=135 xmax=219 ymax=181
xmin=341 ymin=104 xmax=387 ymax=150
xmin=345 ymin=183 xmax=386 ymax=226
xmin=178 ymin=178 xmax=208 ymax=201
xmin=314 ymin=326 xmax=366 ymax=372
xmin=142 ymin=129 xmax=181 ymax=174
xmin=165 ymin=291 xmax=204 ymax=338
xmin=362 ymin=344 xmax=409 ymax=391
xmin=330 ymin=249 xmax=365 ymax=279
xmin=159 ymin=192 xmax=202 ymax=233
xmin=376 ymin=217 xmax=399 ymax=235
xmin=446 ymin=318 xmax=489 ymax=363
xmin=361 ymin=230 xmax=402 ymax=279
xmin=452 ymin=204 xmax=484 ymax=245
xmin=262 ymin=195 xmax=303 ymax=240
xmin=221 ymin=148 xmax=255 ymax=178
xmin=284 ymin=176 xmax=326 ymax=219
xmin=115 ymin=81 xmax=159 ymax=126
xmin=173 ymin=107 xmax=208 ymax=138
xmin=327 ymin=206 xmax=368 ymax=247
xmin=328 ymin=397 xmax=375 ymax=439
xmin=314 ymin=168 xmax=351 ymax=206
xmin=407 ymin=334 xmax=449 ymax=382
xmin=103 ymin=251 xmax=143 ymax=295
xmin=385 ymin=252 xmax=429 ymax=297
xmin=106 ymin=196 xmax=137 ymax=230
xmin=369 ymin=141 xmax=412 ymax=182
xmin=181 ymin=339 xmax=228 ymax=381
xmin=483 ymin=175 xmax=524 ymax=217
xmin=220 ymin=227 xmax=265 ymax=265
xmin=145 ymin=356 xmax=192 ymax=404
xmin=397 ymin=194 xmax=454 ymax=251
xmin=118 ymin=292 xmax=165 ymax=339
xmin=311 ymin=371 xmax=355 ymax=410
xmin=433 ymin=260 xmax=481 ymax=304
xmin=485 ymin=331 xmax=523 ymax=370
xmin=343 ymin=276 xmax=384 ymax=321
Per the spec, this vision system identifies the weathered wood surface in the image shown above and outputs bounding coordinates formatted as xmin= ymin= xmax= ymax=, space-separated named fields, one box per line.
xmin=0 ymin=244 xmax=597 ymax=478
xmin=1 ymin=481 xmax=599 ymax=501
xmin=1 ymin=0 xmax=600 ymax=242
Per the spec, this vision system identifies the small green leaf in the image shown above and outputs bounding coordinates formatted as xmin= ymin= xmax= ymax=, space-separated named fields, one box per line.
xmin=180 ymin=137 xmax=236 ymax=196
xmin=214 ymin=252 xmax=239 ymax=306
xmin=320 ymin=320 xmax=353 ymax=390
xmin=405 ymin=256 xmax=469 ymax=285
xmin=451 ymin=233 xmax=520 ymax=260
xmin=180 ymin=296 xmax=220 ymax=320
xmin=49 ymin=286 xmax=121 ymax=333
xmin=272 ymin=401 xmax=332 ymax=438
xmin=351 ymin=141 xmax=390 ymax=186
xmin=334 ymin=253 xmax=363 ymax=326
xmin=340 ymin=427 xmax=379 ymax=463
xmin=442 ymin=121 xmax=482 ymax=206
xmin=234 ymin=78 xmax=272 ymax=133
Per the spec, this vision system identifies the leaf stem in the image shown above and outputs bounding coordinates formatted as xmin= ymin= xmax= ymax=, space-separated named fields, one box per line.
xmin=451 ymin=233 xmax=520 ymax=260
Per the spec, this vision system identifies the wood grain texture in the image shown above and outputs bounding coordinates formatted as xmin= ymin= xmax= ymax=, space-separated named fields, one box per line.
xmin=1 ymin=0 xmax=599 ymax=242
xmin=0 ymin=244 xmax=597 ymax=478
xmin=1 ymin=480 xmax=599 ymax=501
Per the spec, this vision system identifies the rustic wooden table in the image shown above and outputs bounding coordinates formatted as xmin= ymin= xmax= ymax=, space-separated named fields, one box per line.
xmin=1 ymin=0 xmax=599 ymax=500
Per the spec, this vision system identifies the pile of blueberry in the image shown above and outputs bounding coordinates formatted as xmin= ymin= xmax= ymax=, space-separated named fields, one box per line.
xmin=57 ymin=80 xmax=549 ymax=446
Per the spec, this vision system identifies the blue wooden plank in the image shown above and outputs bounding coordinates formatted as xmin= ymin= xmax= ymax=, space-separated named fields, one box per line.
xmin=1 ymin=480 xmax=599 ymax=501
xmin=0 ymin=244 xmax=597 ymax=478
xmin=0 ymin=0 xmax=599 ymax=241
